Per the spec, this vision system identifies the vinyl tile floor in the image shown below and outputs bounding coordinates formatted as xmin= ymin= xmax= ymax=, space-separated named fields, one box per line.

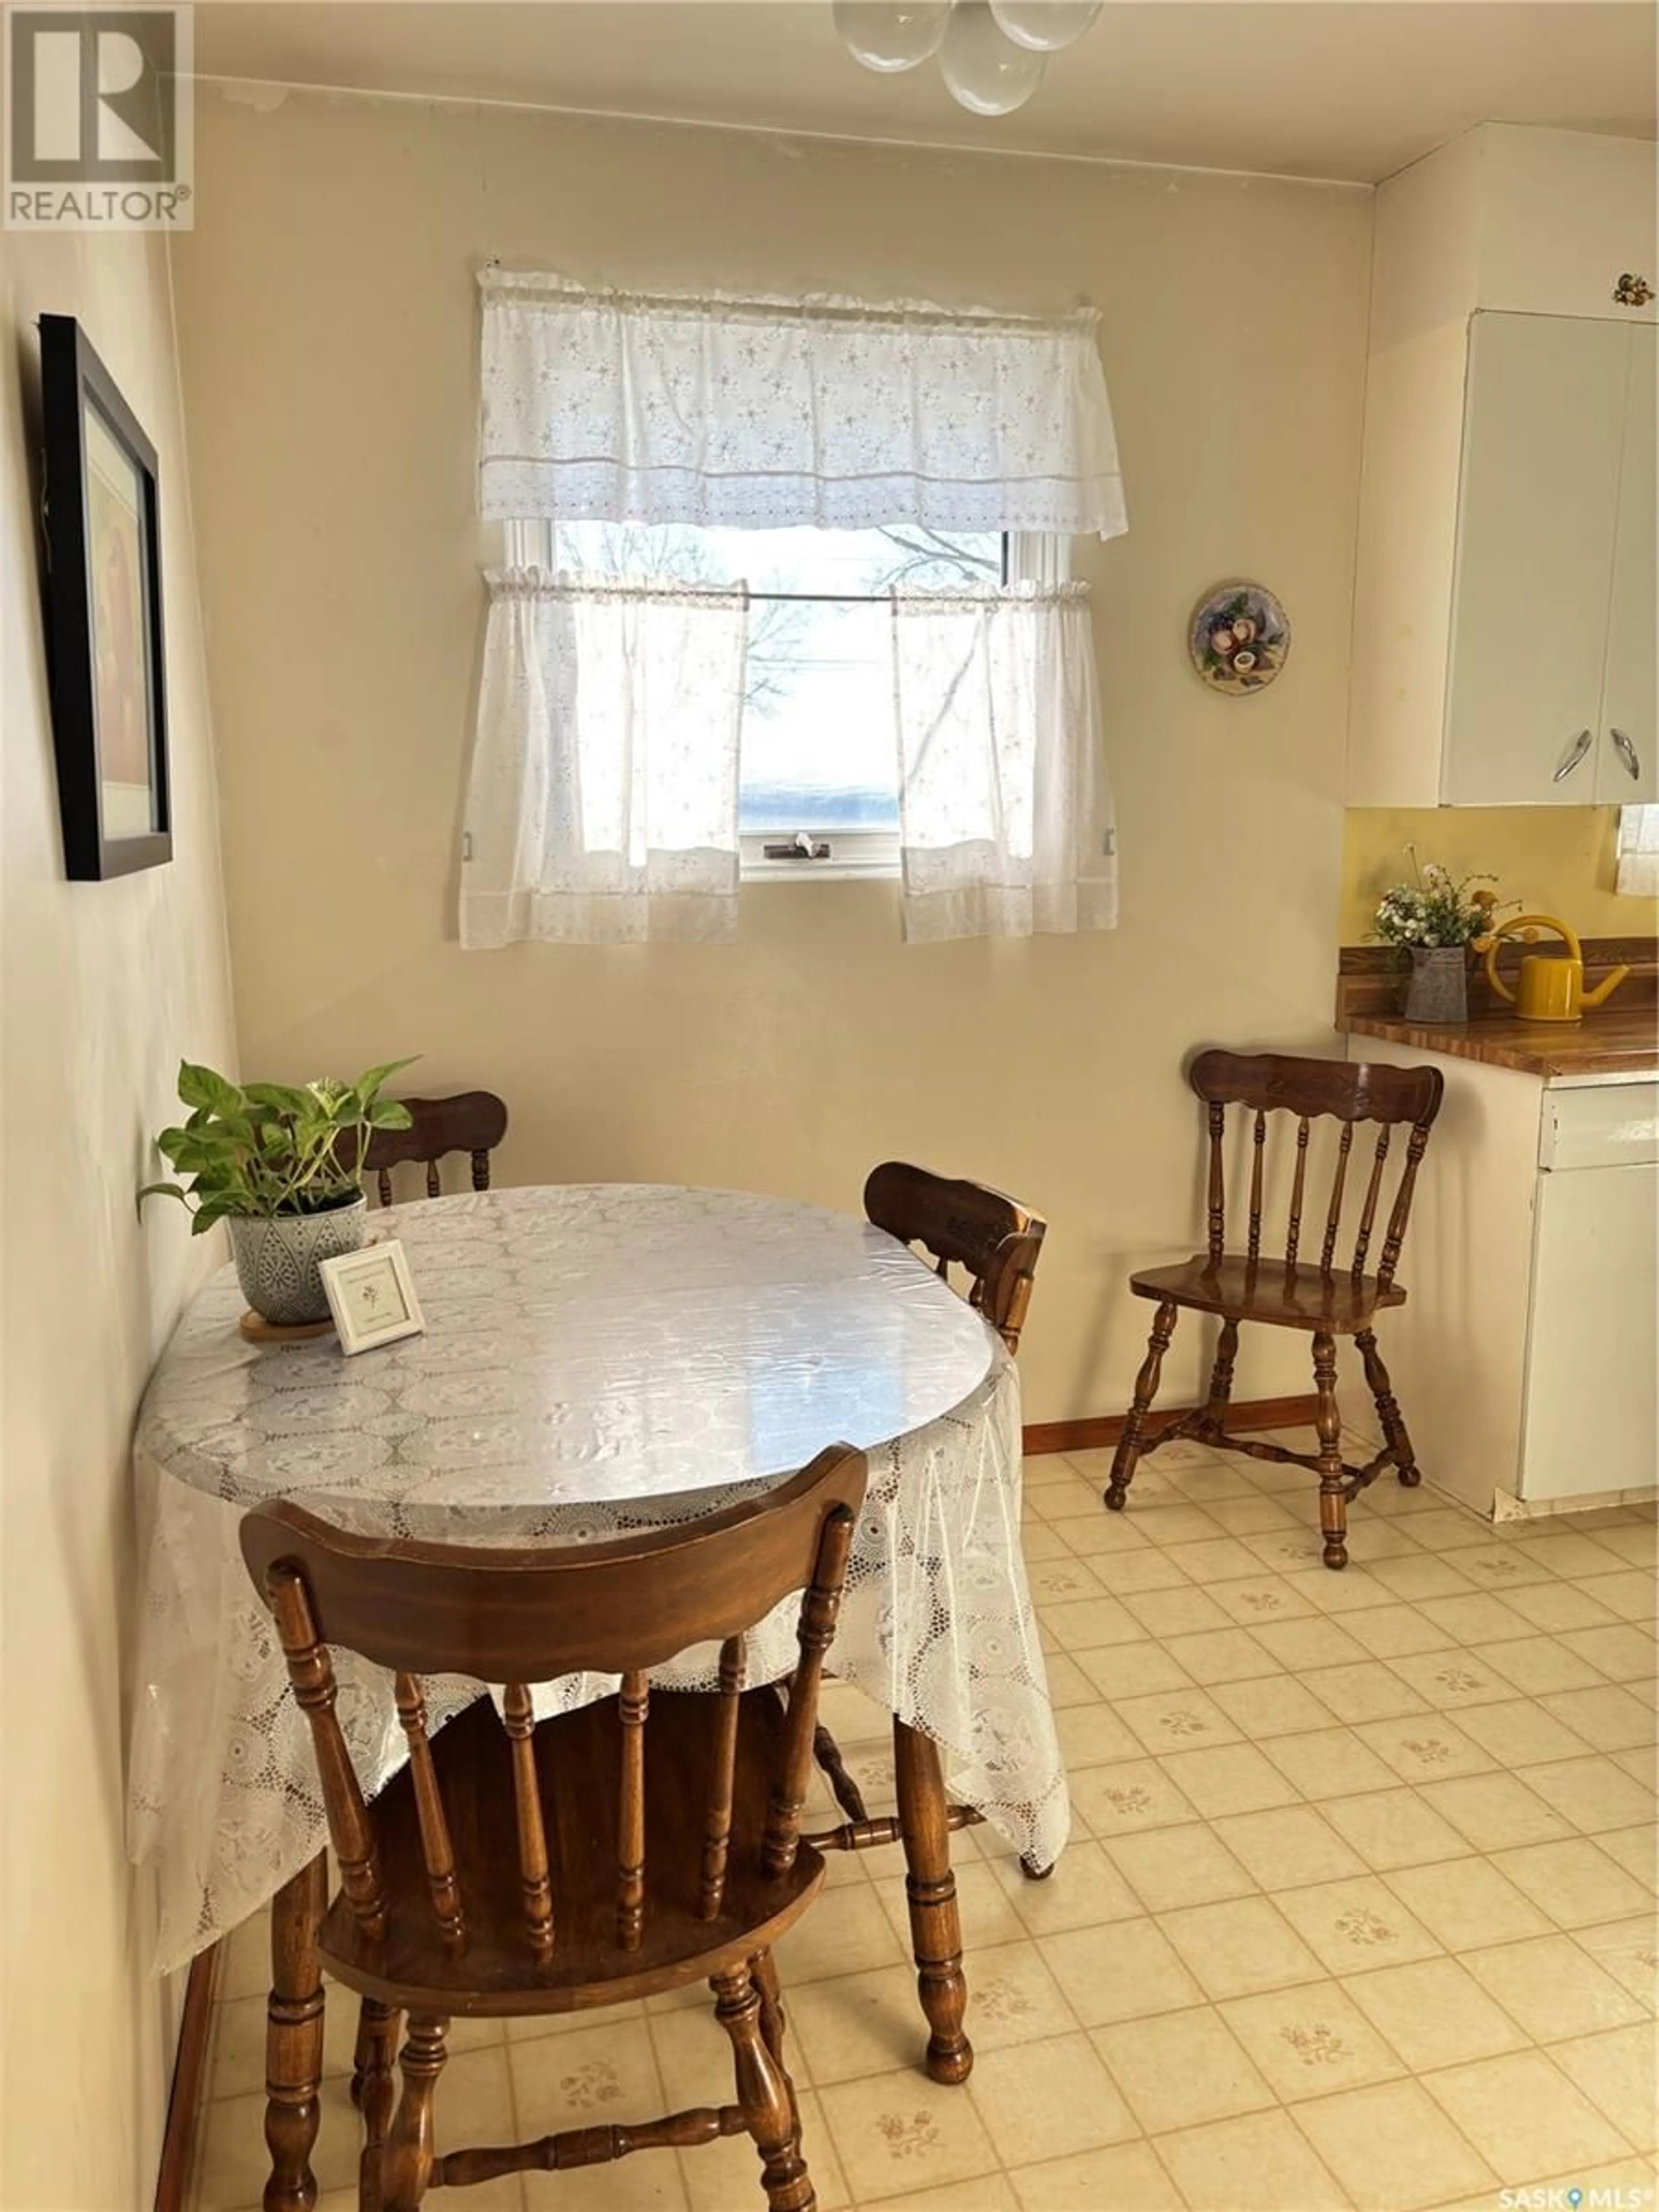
xmin=190 ymin=1434 xmax=1657 ymax=2212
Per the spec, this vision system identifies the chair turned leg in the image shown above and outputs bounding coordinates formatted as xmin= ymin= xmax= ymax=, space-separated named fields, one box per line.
xmin=812 ymin=1722 xmax=870 ymax=1824
xmin=1204 ymin=1318 xmax=1240 ymax=1428
xmin=1105 ymin=1301 xmax=1179 ymax=1511
xmin=713 ymin=1963 xmax=815 ymax=2212
xmin=750 ymin=1948 xmax=789 ymax=2072
xmin=382 ymin=2015 xmax=448 ymax=2212
xmin=1357 ymin=1328 xmax=1421 ymax=1487
xmin=1312 ymin=1330 xmax=1348 ymax=1571
xmin=350 ymin=2001 xmax=371 ymax=2110
xmin=264 ymin=1853 xmax=327 ymax=2212
xmin=750 ymin=1948 xmax=803 ymax=2138
xmin=355 ymin=2001 xmax=400 ymax=2212
xmin=893 ymin=1717 xmax=973 ymax=2085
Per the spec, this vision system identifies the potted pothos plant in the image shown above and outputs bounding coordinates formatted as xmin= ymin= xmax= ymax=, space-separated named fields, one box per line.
xmin=139 ymin=1058 xmax=415 ymax=1326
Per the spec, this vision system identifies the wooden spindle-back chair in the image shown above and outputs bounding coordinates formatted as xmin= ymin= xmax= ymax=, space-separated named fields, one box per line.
xmin=1103 ymin=1050 xmax=1444 ymax=1570
xmin=239 ymin=1444 xmax=865 ymax=2212
xmin=864 ymin=1160 xmax=1047 ymax=1355
xmin=805 ymin=1163 xmax=1051 ymax=1891
xmin=363 ymin=1091 xmax=508 ymax=1208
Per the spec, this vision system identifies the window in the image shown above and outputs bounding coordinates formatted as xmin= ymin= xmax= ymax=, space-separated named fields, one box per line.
xmin=471 ymin=272 xmax=1121 ymax=945
xmin=506 ymin=520 xmax=1014 ymax=878
xmin=1618 ymin=805 xmax=1659 ymax=896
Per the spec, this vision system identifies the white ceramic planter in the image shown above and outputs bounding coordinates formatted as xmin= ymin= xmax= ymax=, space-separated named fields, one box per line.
xmin=227 ymin=1195 xmax=368 ymax=1326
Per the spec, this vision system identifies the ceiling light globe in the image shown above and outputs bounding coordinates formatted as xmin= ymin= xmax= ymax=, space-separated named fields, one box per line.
xmin=833 ymin=0 xmax=950 ymax=73
xmin=940 ymin=1 xmax=1047 ymax=113
xmin=988 ymin=0 xmax=1103 ymax=51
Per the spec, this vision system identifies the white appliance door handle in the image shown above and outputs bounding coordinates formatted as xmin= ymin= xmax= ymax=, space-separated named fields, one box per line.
xmin=1552 ymin=729 xmax=1593 ymax=782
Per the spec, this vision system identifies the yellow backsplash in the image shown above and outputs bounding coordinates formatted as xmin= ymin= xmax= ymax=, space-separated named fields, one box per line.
xmin=1341 ymin=807 xmax=1656 ymax=943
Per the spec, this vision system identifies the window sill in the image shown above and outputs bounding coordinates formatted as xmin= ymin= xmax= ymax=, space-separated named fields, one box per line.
xmin=740 ymin=831 xmax=899 ymax=884
xmin=740 ymin=857 xmax=899 ymax=884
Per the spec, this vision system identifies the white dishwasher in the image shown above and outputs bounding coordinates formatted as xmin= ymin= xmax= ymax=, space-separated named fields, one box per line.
xmin=1519 ymin=1076 xmax=1659 ymax=1501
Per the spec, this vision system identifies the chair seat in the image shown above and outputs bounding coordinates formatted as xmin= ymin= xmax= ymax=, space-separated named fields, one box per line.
xmin=1129 ymin=1253 xmax=1408 ymax=1334
xmin=319 ymin=1690 xmax=823 ymax=2018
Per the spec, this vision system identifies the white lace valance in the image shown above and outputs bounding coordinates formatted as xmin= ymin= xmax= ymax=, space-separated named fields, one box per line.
xmin=461 ymin=571 xmax=748 ymax=948
xmin=477 ymin=269 xmax=1128 ymax=538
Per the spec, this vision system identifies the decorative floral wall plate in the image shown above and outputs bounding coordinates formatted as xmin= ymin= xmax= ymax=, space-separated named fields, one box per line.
xmin=1189 ymin=581 xmax=1291 ymax=695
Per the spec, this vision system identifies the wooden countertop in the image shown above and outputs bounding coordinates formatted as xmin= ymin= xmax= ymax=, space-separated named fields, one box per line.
xmin=1340 ymin=1004 xmax=1659 ymax=1078
xmin=1335 ymin=939 xmax=1659 ymax=1077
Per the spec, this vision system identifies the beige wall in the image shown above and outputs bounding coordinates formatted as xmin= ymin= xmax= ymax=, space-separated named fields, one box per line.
xmin=1341 ymin=805 xmax=1659 ymax=943
xmin=1 ymin=234 xmax=237 ymax=2204
xmin=175 ymin=87 xmax=1371 ymax=1420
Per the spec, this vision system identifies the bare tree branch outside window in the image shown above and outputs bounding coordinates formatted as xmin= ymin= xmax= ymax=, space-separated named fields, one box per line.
xmin=558 ymin=522 xmax=811 ymax=713
xmin=548 ymin=521 xmax=1002 ymax=832
xmin=863 ymin=528 xmax=1001 ymax=591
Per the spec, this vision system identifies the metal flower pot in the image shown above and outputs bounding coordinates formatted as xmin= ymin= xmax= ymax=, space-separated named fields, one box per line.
xmin=227 ymin=1195 xmax=368 ymax=1325
xmin=1402 ymin=945 xmax=1469 ymax=1026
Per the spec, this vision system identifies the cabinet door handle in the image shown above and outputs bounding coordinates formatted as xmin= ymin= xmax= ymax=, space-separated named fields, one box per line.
xmin=1552 ymin=729 xmax=1593 ymax=782
xmin=1611 ymin=728 xmax=1642 ymax=782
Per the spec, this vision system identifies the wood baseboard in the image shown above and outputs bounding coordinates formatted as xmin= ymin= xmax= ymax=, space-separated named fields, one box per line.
xmin=154 ymin=1939 xmax=220 ymax=2212
xmin=1023 ymin=1394 xmax=1320 ymax=1458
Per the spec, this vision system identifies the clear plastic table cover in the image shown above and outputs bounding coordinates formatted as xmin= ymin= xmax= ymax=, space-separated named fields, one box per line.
xmin=127 ymin=1185 xmax=1070 ymax=1972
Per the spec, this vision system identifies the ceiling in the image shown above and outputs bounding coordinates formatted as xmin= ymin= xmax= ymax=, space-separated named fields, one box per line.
xmin=193 ymin=1 xmax=1657 ymax=185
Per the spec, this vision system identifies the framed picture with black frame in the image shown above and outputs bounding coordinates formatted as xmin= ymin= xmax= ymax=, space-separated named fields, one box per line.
xmin=39 ymin=314 xmax=172 ymax=879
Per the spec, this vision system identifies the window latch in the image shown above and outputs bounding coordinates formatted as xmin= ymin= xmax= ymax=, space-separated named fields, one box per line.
xmin=763 ymin=832 xmax=832 ymax=861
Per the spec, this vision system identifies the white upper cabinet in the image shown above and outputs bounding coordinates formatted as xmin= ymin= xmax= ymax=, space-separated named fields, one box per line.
xmin=1443 ymin=314 xmax=1634 ymax=804
xmin=1477 ymin=130 xmax=1658 ymax=325
xmin=1348 ymin=127 xmax=1658 ymax=808
xmin=1597 ymin=323 xmax=1657 ymax=804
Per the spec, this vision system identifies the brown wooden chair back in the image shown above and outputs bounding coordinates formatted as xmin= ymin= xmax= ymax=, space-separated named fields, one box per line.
xmin=363 ymin=1090 xmax=508 ymax=1206
xmin=239 ymin=1446 xmax=866 ymax=1964
xmin=863 ymin=1160 xmax=1047 ymax=1354
xmin=1188 ymin=1049 xmax=1444 ymax=1290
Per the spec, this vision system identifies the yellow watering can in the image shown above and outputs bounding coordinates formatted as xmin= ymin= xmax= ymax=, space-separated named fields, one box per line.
xmin=1482 ymin=914 xmax=1630 ymax=1023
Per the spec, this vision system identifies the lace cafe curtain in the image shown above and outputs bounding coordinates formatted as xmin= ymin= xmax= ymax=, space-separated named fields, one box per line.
xmin=461 ymin=572 xmax=749 ymax=948
xmin=1617 ymin=805 xmax=1659 ymax=898
xmin=893 ymin=583 xmax=1116 ymax=943
xmin=464 ymin=270 xmax=1126 ymax=946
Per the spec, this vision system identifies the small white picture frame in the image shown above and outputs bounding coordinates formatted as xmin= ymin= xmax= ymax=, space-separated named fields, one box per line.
xmin=318 ymin=1239 xmax=425 ymax=1355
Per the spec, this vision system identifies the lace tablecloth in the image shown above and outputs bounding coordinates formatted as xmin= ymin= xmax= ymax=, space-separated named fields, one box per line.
xmin=127 ymin=1184 xmax=1068 ymax=1974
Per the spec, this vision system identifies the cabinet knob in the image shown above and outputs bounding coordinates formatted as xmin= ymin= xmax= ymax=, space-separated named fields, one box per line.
xmin=1551 ymin=729 xmax=1593 ymax=782
xmin=1611 ymin=728 xmax=1642 ymax=782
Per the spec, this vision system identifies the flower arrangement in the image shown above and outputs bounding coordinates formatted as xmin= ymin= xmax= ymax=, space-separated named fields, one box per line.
xmin=1372 ymin=854 xmax=1511 ymax=951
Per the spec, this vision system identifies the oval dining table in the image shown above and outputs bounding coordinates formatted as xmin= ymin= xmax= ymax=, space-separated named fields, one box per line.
xmin=127 ymin=1183 xmax=1068 ymax=2211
